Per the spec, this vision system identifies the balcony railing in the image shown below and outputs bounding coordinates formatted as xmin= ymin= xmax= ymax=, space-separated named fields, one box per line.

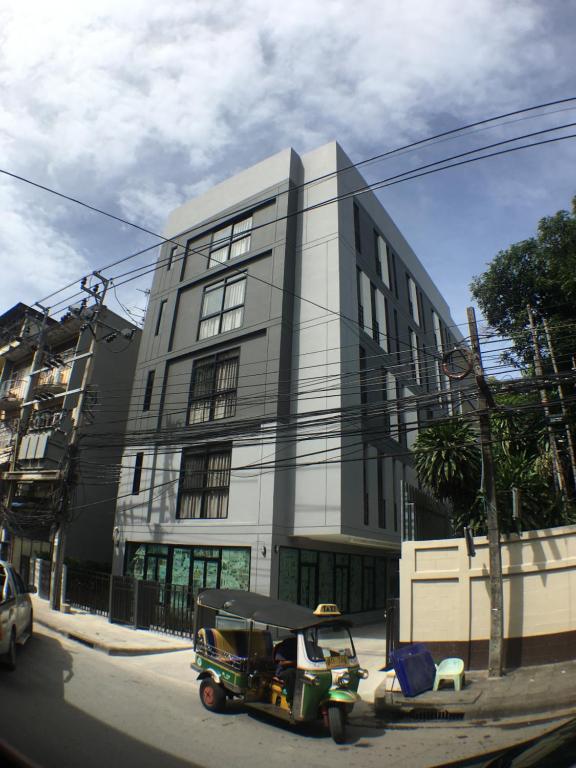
xmin=0 ymin=378 xmax=27 ymax=406
xmin=36 ymin=365 xmax=71 ymax=390
xmin=28 ymin=410 xmax=65 ymax=432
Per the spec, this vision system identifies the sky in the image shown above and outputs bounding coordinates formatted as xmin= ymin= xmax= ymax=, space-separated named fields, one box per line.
xmin=0 ymin=0 xmax=575 ymax=333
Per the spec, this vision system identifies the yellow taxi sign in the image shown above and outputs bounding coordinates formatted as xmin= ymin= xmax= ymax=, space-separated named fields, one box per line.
xmin=313 ymin=603 xmax=341 ymax=616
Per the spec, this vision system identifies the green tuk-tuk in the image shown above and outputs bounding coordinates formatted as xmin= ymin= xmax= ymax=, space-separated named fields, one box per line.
xmin=191 ymin=589 xmax=368 ymax=743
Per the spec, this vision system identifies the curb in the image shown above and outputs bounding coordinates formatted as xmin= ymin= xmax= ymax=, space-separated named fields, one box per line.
xmin=35 ymin=616 xmax=194 ymax=657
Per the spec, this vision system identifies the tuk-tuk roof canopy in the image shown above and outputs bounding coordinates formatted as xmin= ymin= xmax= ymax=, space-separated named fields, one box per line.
xmin=197 ymin=589 xmax=352 ymax=631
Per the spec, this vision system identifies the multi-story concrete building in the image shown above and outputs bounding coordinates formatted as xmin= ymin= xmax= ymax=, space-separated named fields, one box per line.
xmin=113 ymin=142 xmax=462 ymax=620
xmin=0 ymin=302 xmax=140 ymax=582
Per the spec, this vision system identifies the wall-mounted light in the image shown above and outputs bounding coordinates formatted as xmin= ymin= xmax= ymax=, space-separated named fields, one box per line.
xmin=260 ymin=545 xmax=267 ymax=557
xmin=274 ymin=545 xmax=279 ymax=554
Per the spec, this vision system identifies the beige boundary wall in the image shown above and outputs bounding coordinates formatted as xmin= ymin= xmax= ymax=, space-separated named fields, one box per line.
xmin=399 ymin=524 xmax=576 ymax=669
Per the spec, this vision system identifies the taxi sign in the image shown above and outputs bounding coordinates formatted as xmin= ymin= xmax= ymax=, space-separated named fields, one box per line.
xmin=313 ymin=603 xmax=341 ymax=616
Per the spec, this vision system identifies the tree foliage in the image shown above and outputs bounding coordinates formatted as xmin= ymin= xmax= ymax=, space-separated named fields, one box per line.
xmin=470 ymin=196 xmax=576 ymax=367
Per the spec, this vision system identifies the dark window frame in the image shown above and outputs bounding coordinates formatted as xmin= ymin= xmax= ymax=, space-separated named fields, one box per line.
xmin=132 ymin=452 xmax=144 ymax=495
xmin=167 ymin=245 xmax=178 ymax=271
xmin=198 ymin=273 xmax=246 ymax=341
xmin=176 ymin=445 xmax=232 ymax=520
xmin=353 ymin=201 xmax=362 ymax=253
xmin=155 ymin=299 xmax=167 ymax=336
xmin=208 ymin=215 xmax=253 ymax=269
xmin=187 ymin=349 xmax=240 ymax=425
xmin=363 ymin=444 xmax=370 ymax=526
xmin=143 ymin=370 xmax=155 ymax=412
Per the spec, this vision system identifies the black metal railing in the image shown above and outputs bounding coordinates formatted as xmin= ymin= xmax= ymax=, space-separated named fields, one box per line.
xmin=137 ymin=581 xmax=195 ymax=637
xmin=109 ymin=575 xmax=135 ymax=626
xmin=65 ymin=569 xmax=110 ymax=616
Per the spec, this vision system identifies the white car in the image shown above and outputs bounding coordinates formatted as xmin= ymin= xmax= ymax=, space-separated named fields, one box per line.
xmin=0 ymin=560 xmax=34 ymax=670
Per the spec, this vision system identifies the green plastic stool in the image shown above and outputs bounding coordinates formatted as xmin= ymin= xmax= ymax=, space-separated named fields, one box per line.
xmin=433 ymin=658 xmax=465 ymax=691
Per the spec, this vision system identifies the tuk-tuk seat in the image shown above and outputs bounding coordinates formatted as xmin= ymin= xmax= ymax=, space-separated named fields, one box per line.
xmin=197 ymin=628 xmax=273 ymax=670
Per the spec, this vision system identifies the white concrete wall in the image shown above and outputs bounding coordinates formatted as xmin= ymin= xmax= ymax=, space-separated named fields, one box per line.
xmin=400 ymin=524 xmax=576 ymax=645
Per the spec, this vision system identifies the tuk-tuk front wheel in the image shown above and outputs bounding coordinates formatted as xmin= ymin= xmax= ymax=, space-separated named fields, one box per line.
xmin=328 ymin=704 xmax=346 ymax=744
xmin=200 ymin=679 xmax=226 ymax=713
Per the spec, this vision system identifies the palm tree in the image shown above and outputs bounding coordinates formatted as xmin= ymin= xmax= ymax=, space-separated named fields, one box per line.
xmin=413 ymin=420 xmax=481 ymax=533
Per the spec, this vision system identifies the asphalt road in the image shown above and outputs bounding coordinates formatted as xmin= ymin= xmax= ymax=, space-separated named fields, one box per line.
xmin=0 ymin=627 xmax=571 ymax=768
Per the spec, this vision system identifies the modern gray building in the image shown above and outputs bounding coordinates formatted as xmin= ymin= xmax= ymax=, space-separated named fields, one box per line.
xmin=113 ymin=142 xmax=462 ymax=620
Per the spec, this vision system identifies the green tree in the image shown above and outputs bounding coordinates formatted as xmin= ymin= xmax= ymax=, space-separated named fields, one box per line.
xmin=470 ymin=196 xmax=576 ymax=367
xmin=413 ymin=419 xmax=481 ymax=533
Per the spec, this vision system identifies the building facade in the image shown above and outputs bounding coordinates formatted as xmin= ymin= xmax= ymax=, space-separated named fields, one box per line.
xmin=113 ymin=142 xmax=462 ymax=620
xmin=0 ymin=302 xmax=140 ymax=582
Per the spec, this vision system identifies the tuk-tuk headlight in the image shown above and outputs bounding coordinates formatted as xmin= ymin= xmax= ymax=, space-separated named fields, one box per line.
xmin=303 ymin=671 xmax=320 ymax=686
xmin=357 ymin=668 xmax=369 ymax=679
xmin=337 ymin=673 xmax=351 ymax=687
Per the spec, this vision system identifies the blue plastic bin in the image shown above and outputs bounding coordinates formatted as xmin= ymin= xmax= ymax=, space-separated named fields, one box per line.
xmin=390 ymin=643 xmax=436 ymax=697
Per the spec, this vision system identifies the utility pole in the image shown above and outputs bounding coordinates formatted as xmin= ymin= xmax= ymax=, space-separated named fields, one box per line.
xmin=467 ymin=307 xmax=503 ymax=678
xmin=542 ymin=317 xmax=576 ymax=492
xmin=526 ymin=306 xmax=567 ymax=497
xmin=1 ymin=308 xmax=50 ymax=560
xmin=50 ymin=273 xmax=110 ymax=610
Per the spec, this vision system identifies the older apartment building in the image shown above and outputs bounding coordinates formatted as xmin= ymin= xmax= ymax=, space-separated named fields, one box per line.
xmin=0 ymin=302 xmax=140 ymax=582
xmin=113 ymin=142 xmax=462 ymax=619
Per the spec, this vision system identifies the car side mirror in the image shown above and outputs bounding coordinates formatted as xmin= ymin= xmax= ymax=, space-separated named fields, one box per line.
xmin=27 ymin=585 xmax=37 ymax=594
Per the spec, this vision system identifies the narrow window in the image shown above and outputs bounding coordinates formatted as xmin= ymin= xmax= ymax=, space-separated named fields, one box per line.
xmin=407 ymin=275 xmax=420 ymax=325
xmin=167 ymin=245 xmax=177 ymax=271
xmin=363 ymin=445 xmax=369 ymax=525
xmin=143 ymin=370 xmax=155 ymax=412
xmin=353 ymin=202 xmax=362 ymax=253
xmin=375 ymin=234 xmax=391 ymax=289
xmin=132 ymin=452 xmax=144 ymax=495
xmin=359 ymin=347 xmax=367 ymax=405
xmin=155 ymin=299 xmax=167 ymax=336
xmin=356 ymin=268 xmax=364 ymax=328
xmin=377 ymin=456 xmax=386 ymax=528
xmin=410 ymin=330 xmax=421 ymax=385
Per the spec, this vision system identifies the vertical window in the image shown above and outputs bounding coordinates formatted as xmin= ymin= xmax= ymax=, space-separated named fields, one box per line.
xmin=155 ymin=299 xmax=167 ymax=336
xmin=377 ymin=455 xmax=386 ymax=528
xmin=373 ymin=289 xmax=388 ymax=351
xmin=356 ymin=269 xmax=364 ymax=328
xmin=407 ymin=275 xmax=420 ymax=326
xmin=132 ymin=452 xmax=144 ymax=495
xmin=167 ymin=245 xmax=177 ymax=271
xmin=375 ymin=233 xmax=391 ymax=289
xmin=410 ymin=330 xmax=421 ymax=385
xmin=198 ymin=275 xmax=246 ymax=340
xmin=209 ymin=216 xmax=252 ymax=268
xmin=188 ymin=350 xmax=239 ymax=424
xmin=143 ymin=370 xmax=155 ymax=412
xmin=363 ymin=445 xmax=369 ymax=525
xmin=394 ymin=309 xmax=400 ymax=363
xmin=432 ymin=311 xmax=443 ymax=352
xmin=353 ymin=202 xmax=362 ymax=253
xmin=359 ymin=347 xmax=367 ymax=405
xmin=177 ymin=447 xmax=231 ymax=519
xmin=359 ymin=271 xmax=372 ymax=334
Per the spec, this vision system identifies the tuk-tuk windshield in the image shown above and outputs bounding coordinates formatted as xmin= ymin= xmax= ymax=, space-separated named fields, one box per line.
xmin=304 ymin=624 xmax=355 ymax=663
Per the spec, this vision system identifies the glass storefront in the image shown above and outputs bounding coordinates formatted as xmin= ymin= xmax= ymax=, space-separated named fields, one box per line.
xmin=278 ymin=546 xmax=391 ymax=614
xmin=124 ymin=543 xmax=250 ymax=595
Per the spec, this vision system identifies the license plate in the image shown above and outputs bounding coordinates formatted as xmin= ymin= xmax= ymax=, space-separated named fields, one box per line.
xmin=326 ymin=655 xmax=348 ymax=669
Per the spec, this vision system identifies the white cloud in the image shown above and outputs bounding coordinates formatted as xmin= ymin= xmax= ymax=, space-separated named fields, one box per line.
xmin=0 ymin=0 xmax=572 ymax=315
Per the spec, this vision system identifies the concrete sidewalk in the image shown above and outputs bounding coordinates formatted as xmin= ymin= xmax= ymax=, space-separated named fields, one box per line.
xmin=32 ymin=596 xmax=194 ymax=655
xmin=375 ymin=658 xmax=576 ymax=720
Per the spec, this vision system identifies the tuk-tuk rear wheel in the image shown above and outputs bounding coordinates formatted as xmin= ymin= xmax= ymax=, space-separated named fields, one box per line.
xmin=328 ymin=704 xmax=346 ymax=744
xmin=200 ymin=679 xmax=226 ymax=713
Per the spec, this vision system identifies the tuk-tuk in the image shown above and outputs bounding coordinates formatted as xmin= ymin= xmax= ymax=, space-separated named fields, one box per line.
xmin=191 ymin=589 xmax=368 ymax=743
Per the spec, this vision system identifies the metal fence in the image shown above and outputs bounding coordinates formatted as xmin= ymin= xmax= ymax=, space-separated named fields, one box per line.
xmin=137 ymin=581 xmax=195 ymax=637
xmin=109 ymin=575 xmax=135 ymax=626
xmin=65 ymin=569 xmax=110 ymax=616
